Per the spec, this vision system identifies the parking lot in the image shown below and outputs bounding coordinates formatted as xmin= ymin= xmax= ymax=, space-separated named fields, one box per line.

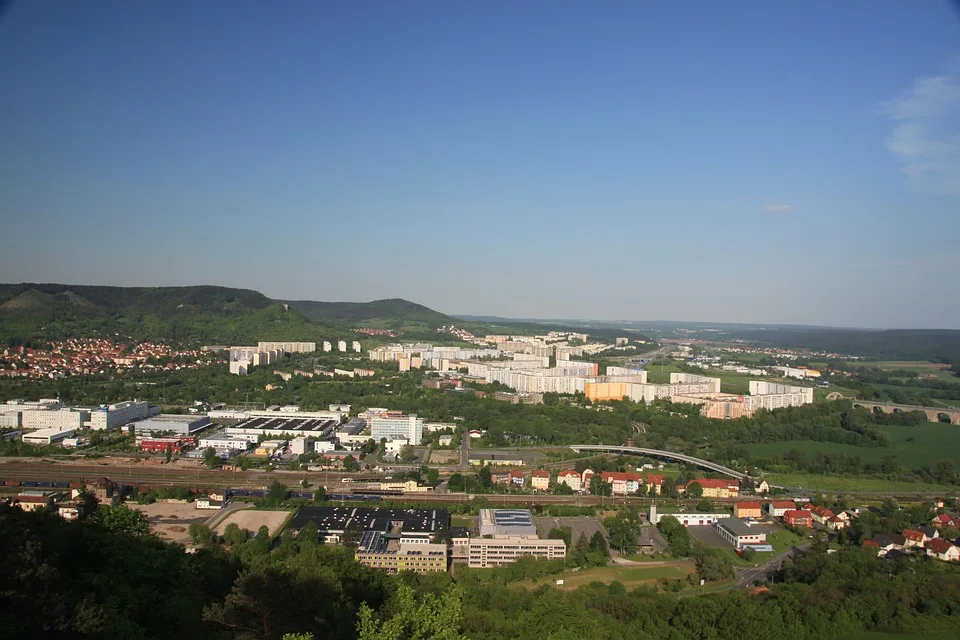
xmin=687 ymin=525 xmax=732 ymax=549
xmin=535 ymin=516 xmax=606 ymax=544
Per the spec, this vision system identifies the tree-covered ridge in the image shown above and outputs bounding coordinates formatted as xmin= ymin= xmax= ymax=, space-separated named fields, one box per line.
xmin=0 ymin=283 xmax=350 ymax=344
xmin=3 ymin=503 xmax=960 ymax=640
xmin=284 ymin=298 xmax=459 ymax=329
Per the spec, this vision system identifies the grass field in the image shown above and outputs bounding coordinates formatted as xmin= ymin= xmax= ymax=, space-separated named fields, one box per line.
xmin=745 ymin=422 xmax=960 ymax=469
xmin=646 ymin=361 xmax=767 ymax=395
xmin=841 ymin=633 xmax=959 ymax=640
xmin=763 ymin=471 xmax=954 ymax=493
xmin=511 ymin=562 xmax=695 ymax=591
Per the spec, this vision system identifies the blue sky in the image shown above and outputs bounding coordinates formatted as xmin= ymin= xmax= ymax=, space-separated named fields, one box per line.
xmin=1 ymin=1 xmax=959 ymax=329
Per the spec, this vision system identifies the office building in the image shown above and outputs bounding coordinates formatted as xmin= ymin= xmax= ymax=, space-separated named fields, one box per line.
xmin=199 ymin=432 xmax=254 ymax=453
xmin=21 ymin=409 xmax=89 ymax=431
xmin=370 ymin=413 xmax=424 ymax=444
xmin=467 ymin=537 xmax=566 ymax=568
xmin=87 ymin=400 xmax=150 ymax=430
xmin=715 ymin=517 xmax=768 ymax=549
xmin=356 ymin=532 xmax=448 ymax=574
xmin=478 ymin=509 xmax=538 ymax=538
xmin=287 ymin=507 xmax=449 ymax=544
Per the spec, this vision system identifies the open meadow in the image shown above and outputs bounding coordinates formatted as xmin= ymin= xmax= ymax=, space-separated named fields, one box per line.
xmin=510 ymin=561 xmax=695 ymax=591
xmin=745 ymin=422 xmax=960 ymax=469
xmin=133 ymin=501 xmax=208 ymax=543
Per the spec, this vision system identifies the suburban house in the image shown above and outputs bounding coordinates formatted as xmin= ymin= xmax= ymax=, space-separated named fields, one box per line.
xmin=767 ymin=501 xmax=797 ymax=518
xmin=933 ymin=513 xmax=959 ymax=529
xmin=871 ymin=534 xmax=900 ymax=557
xmin=826 ymin=516 xmax=848 ymax=531
xmin=784 ymin=510 xmax=813 ymax=527
xmin=809 ymin=505 xmax=836 ymax=525
xmin=755 ymin=479 xmax=770 ymax=493
xmin=508 ymin=471 xmax=526 ymax=487
xmin=925 ymin=538 xmax=960 ymax=562
xmin=196 ymin=493 xmax=225 ymax=510
xmin=919 ymin=526 xmax=940 ymax=540
xmin=903 ymin=529 xmax=927 ymax=548
xmin=681 ymin=478 xmax=739 ymax=498
xmin=581 ymin=468 xmax=595 ymax=487
xmin=530 ymin=470 xmax=550 ymax=491
xmin=643 ymin=474 xmax=665 ymax=495
xmin=734 ymin=501 xmax=763 ymax=519
xmin=715 ymin=517 xmax=768 ymax=549
xmin=14 ymin=491 xmax=56 ymax=512
xmin=600 ymin=471 xmax=641 ymax=495
xmin=557 ymin=470 xmax=581 ymax=492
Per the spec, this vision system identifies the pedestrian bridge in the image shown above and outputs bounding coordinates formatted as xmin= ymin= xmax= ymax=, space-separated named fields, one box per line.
xmin=568 ymin=444 xmax=746 ymax=480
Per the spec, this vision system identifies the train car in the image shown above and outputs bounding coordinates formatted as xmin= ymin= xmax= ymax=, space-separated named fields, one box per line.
xmin=352 ymin=489 xmax=403 ymax=497
xmin=69 ymin=482 xmax=83 ymax=489
xmin=52 ymin=482 xmax=69 ymax=489
xmin=4 ymin=480 xmax=19 ymax=487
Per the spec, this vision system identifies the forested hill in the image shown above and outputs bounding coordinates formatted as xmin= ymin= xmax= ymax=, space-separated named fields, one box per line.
xmin=284 ymin=298 xmax=458 ymax=331
xmin=0 ymin=283 xmax=347 ymax=344
xmin=729 ymin=327 xmax=960 ymax=367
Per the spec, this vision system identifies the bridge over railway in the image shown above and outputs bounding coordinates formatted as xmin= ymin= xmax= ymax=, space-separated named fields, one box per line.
xmin=569 ymin=444 xmax=746 ymax=480
xmin=827 ymin=394 xmax=960 ymax=424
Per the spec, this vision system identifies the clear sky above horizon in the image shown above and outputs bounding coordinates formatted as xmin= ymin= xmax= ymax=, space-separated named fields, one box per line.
xmin=1 ymin=1 xmax=959 ymax=330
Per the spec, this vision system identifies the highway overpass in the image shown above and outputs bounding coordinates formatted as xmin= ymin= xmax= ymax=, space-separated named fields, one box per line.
xmin=569 ymin=444 xmax=746 ymax=480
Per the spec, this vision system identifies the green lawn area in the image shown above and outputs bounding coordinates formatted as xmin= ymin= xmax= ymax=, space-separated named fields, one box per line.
xmin=763 ymin=471 xmax=953 ymax=493
xmin=841 ymin=633 xmax=959 ymax=640
xmin=766 ymin=528 xmax=806 ymax=553
xmin=452 ymin=516 xmax=475 ymax=528
xmin=645 ymin=361 xmax=785 ymax=395
xmin=511 ymin=562 xmax=695 ymax=591
xmin=745 ymin=422 xmax=960 ymax=469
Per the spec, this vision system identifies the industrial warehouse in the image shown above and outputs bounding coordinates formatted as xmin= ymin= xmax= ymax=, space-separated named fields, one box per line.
xmin=225 ymin=416 xmax=339 ymax=439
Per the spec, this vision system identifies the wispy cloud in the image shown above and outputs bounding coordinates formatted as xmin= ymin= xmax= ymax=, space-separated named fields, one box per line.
xmin=763 ymin=201 xmax=794 ymax=214
xmin=881 ymin=60 xmax=960 ymax=195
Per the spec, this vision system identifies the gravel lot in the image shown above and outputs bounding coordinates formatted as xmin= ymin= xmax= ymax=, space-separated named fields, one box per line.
xmin=134 ymin=501 xmax=208 ymax=543
xmin=687 ymin=525 xmax=733 ymax=549
xmin=536 ymin=516 xmax=606 ymax=544
xmin=215 ymin=509 xmax=290 ymax=537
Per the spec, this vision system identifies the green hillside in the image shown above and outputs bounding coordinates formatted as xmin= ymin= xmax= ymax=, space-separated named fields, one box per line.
xmin=285 ymin=298 xmax=460 ymax=332
xmin=0 ymin=283 xmax=349 ymax=345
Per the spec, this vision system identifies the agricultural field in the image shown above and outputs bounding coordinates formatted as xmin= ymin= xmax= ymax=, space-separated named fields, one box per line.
xmin=745 ymin=422 xmax=960 ymax=469
xmin=511 ymin=561 xmax=695 ymax=591
xmin=762 ymin=472 xmax=954 ymax=493
xmin=215 ymin=508 xmax=291 ymax=537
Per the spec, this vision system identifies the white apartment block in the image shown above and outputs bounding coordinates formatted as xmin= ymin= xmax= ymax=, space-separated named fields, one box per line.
xmin=607 ymin=366 xmax=649 ymax=381
xmin=370 ymin=414 xmax=424 ymax=444
xmin=323 ymin=341 xmax=332 ymax=352
xmin=337 ymin=340 xmax=347 ymax=352
xmin=21 ymin=409 xmax=89 ymax=431
xmin=467 ymin=537 xmax=566 ymax=568
xmin=352 ymin=341 xmax=361 ymax=353
xmin=87 ymin=400 xmax=150 ymax=430
xmin=258 ymin=341 xmax=316 ymax=354
xmin=670 ymin=373 xmax=722 ymax=394
xmin=749 ymin=381 xmax=814 ymax=403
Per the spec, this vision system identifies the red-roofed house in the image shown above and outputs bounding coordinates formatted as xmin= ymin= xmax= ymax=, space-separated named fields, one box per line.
xmin=643 ymin=474 xmax=664 ymax=495
xmin=682 ymin=478 xmax=739 ymax=498
xmin=933 ymin=513 xmax=957 ymax=529
xmin=784 ymin=510 xmax=813 ymax=527
xmin=557 ymin=470 xmax=581 ymax=492
xmin=530 ymin=470 xmax=550 ymax=491
xmin=581 ymin=468 xmax=595 ymax=487
xmin=600 ymin=471 xmax=641 ymax=495
xmin=902 ymin=529 xmax=927 ymax=549
xmin=809 ymin=505 xmax=836 ymax=525
xmin=508 ymin=471 xmax=526 ymax=487
xmin=767 ymin=501 xmax=798 ymax=518
xmin=734 ymin=501 xmax=763 ymax=519
xmin=826 ymin=515 xmax=848 ymax=531
xmin=862 ymin=540 xmax=880 ymax=555
xmin=925 ymin=538 xmax=960 ymax=562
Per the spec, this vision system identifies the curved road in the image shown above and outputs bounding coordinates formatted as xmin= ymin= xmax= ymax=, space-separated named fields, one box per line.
xmin=569 ymin=445 xmax=746 ymax=480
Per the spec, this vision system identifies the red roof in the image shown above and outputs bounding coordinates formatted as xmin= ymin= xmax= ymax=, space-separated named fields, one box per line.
xmin=784 ymin=509 xmax=812 ymax=520
xmin=558 ymin=470 xmax=579 ymax=478
xmin=644 ymin=474 xmax=664 ymax=485
xmin=810 ymin=506 xmax=835 ymax=518
xmin=903 ymin=529 xmax=925 ymax=542
xmin=735 ymin=501 xmax=762 ymax=510
xmin=531 ymin=470 xmax=550 ymax=478
xmin=934 ymin=513 xmax=954 ymax=524
xmin=925 ymin=538 xmax=955 ymax=554
xmin=863 ymin=540 xmax=880 ymax=549
xmin=508 ymin=471 xmax=525 ymax=478
xmin=770 ymin=501 xmax=797 ymax=509
xmin=600 ymin=471 xmax=641 ymax=482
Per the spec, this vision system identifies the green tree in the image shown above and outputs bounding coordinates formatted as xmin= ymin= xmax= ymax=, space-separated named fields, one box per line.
xmin=165 ymin=445 xmax=172 ymax=463
xmin=547 ymin=526 xmax=572 ymax=546
xmin=189 ymin=523 xmax=214 ymax=545
xmin=223 ymin=522 xmax=249 ymax=546
xmin=398 ymin=444 xmax=415 ymax=463
xmin=313 ymin=485 xmax=327 ymax=503
xmin=686 ymin=481 xmax=704 ymax=499
xmin=94 ymin=504 xmax=150 ymax=537
xmin=589 ymin=530 xmax=611 ymax=557
xmin=203 ymin=447 xmax=219 ymax=469
xmin=357 ymin=583 xmax=467 ymax=640
xmin=76 ymin=491 xmax=100 ymax=521
xmin=589 ymin=475 xmax=611 ymax=497
xmin=268 ymin=480 xmax=288 ymax=506
xmin=343 ymin=520 xmax=363 ymax=549
xmin=661 ymin=476 xmax=677 ymax=498
xmin=343 ymin=455 xmax=360 ymax=472
xmin=478 ymin=465 xmax=492 ymax=488
xmin=696 ymin=498 xmax=713 ymax=512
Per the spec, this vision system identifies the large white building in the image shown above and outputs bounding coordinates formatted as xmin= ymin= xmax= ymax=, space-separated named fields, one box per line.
xmin=370 ymin=414 xmax=424 ymax=444
xmin=22 ymin=427 xmax=76 ymax=446
xmin=87 ymin=400 xmax=150 ymax=430
xmin=670 ymin=373 xmax=722 ymax=394
xmin=467 ymin=537 xmax=567 ymax=568
xmin=21 ymin=409 xmax=89 ymax=431
xmin=133 ymin=414 xmax=210 ymax=435
xmin=337 ymin=340 xmax=347 ymax=352
xmin=258 ymin=341 xmax=316 ymax=353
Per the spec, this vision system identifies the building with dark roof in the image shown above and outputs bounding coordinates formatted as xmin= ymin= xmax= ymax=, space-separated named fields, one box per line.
xmin=288 ymin=506 xmax=449 ymax=544
xmin=478 ymin=509 xmax=537 ymax=537
xmin=715 ymin=517 xmax=767 ymax=549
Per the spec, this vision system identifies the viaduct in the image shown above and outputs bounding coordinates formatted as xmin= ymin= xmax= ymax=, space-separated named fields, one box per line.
xmin=825 ymin=393 xmax=960 ymax=425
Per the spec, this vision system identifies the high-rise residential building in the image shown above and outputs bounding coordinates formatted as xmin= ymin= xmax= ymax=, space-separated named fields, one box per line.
xmin=337 ymin=340 xmax=347 ymax=352
xmin=352 ymin=341 xmax=362 ymax=353
xmin=323 ymin=341 xmax=332 ymax=352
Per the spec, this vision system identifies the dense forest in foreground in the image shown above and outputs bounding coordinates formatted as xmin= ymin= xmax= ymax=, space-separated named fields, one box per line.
xmin=2 ymin=503 xmax=960 ymax=640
